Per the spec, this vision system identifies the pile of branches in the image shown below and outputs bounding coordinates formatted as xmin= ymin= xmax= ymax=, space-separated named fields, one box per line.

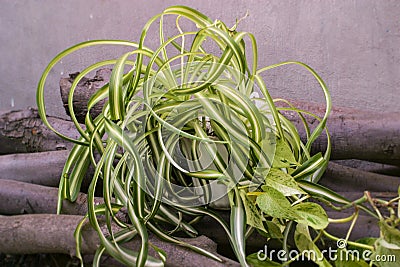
xmin=0 ymin=69 xmax=399 ymax=265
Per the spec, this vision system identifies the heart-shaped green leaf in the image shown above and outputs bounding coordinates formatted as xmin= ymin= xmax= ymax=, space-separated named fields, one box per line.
xmin=264 ymin=168 xmax=305 ymax=196
xmin=272 ymin=138 xmax=298 ymax=168
xmin=256 ymin=186 xmax=298 ymax=220
xmin=292 ymin=202 xmax=329 ymax=230
xmin=294 ymin=224 xmax=332 ymax=267
xmin=240 ymin=190 xmax=266 ymax=232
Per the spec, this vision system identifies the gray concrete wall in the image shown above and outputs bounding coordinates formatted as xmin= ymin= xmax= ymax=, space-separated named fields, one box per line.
xmin=1 ymin=0 xmax=399 ymax=117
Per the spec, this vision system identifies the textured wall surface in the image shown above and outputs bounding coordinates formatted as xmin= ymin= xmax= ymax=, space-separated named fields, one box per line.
xmin=1 ymin=0 xmax=399 ymax=117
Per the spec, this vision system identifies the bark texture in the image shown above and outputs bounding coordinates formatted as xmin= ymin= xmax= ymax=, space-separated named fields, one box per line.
xmin=59 ymin=69 xmax=400 ymax=163
xmin=279 ymin=101 xmax=400 ymax=163
xmin=0 ymin=150 xmax=94 ymax=190
xmin=0 ymin=179 xmax=101 ymax=215
xmin=0 ymin=150 xmax=68 ymax=187
xmin=320 ymin=162 xmax=400 ymax=192
xmin=332 ymin=159 xmax=400 ymax=176
xmin=0 ymin=214 xmax=95 ymax=256
xmin=59 ymin=69 xmax=111 ymax=123
xmin=0 ymin=179 xmax=385 ymax=262
xmin=0 ymin=108 xmax=79 ymax=154
xmin=0 ymin=214 xmax=239 ymax=267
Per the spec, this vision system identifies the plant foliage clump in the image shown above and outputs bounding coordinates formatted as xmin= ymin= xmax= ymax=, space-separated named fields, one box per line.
xmin=37 ymin=5 xmax=395 ymax=267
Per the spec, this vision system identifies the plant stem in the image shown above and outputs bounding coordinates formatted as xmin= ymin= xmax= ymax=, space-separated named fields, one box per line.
xmin=321 ymin=230 xmax=374 ymax=251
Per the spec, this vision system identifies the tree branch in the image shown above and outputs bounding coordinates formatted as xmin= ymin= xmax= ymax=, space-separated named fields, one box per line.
xmin=59 ymin=69 xmax=110 ymax=123
xmin=320 ymin=162 xmax=400 ymax=192
xmin=0 ymin=179 xmax=98 ymax=215
xmin=0 ymin=214 xmax=239 ymax=267
xmin=0 ymin=151 xmax=68 ymax=187
xmin=59 ymin=69 xmax=400 ymax=163
xmin=332 ymin=159 xmax=400 ymax=176
xmin=0 ymin=108 xmax=79 ymax=154
xmin=278 ymin=101 xmax=400 ymax=163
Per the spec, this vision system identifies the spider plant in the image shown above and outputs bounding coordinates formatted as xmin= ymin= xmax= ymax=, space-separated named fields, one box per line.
xmin=36 ymin=5 xmax=377 ymax=267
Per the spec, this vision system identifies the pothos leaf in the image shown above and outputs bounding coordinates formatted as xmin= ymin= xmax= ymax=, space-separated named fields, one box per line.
xmin=257 ymin=185 xmax=327 ymax=230
xmin=256 ymin=186 xmax=298 ymax=220
xmin=294 ymin=224 xmax=332 ymax=267
xmin=334 ymin=248 xmax=369 ymax=267
xmin=292 ymin=202 xmax=329 ymax=230
xmin=371 ymin=239 xmax=400 ymax=267
xmin=379 ymin=220 xmax=400 ymax=247
xmin=264 ymin=168 xmax=305 ymax=196
xmin=240 ymin=190 xmax=266 ymax=232
xmin=272 ymin=138 xmax=298 ymax=168
xmin=264 ymin=221 xmax=283 ymax=239
xmin=246 ymin=253 xmax=281 ymax=266
xmin=370 ymin=220 xmax=400 ymax=267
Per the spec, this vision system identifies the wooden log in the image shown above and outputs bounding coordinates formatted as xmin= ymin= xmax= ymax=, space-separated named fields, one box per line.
xmin=1 ymin=106 xmax=399 ymax=166
xmin=320 ymin=162 xmax=400 ymax=192
xmin=0 ymin=108 xmax=79 ymax=154
xmin=59 ymin=69 xmax=110 ymax=123
xmin=0 ymin=150 xmax=95 ymax=190
xmin=0 ymin=179 xmax=99 ymax=215
xmin=1 ymin=69 xmax=398 ymax=163
xmin=321 ymin=111 xmax=400 ymax=163
xmin=0 ymin=178 xmax=384 ymax=260
xmin=0 ymin=214 xmax=96 ymax=255
xmin=278 ymin=100 xmax=400 ymax=163
xmin=332 ymin=159 xmax=400 ymax=176
xmin=60 ymin=69 xmax=400 ymax=163
xmin=0 ymin=151 xmax=68 ymax=187
xmin=0 ymin=214 xmax=239 ymax=267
